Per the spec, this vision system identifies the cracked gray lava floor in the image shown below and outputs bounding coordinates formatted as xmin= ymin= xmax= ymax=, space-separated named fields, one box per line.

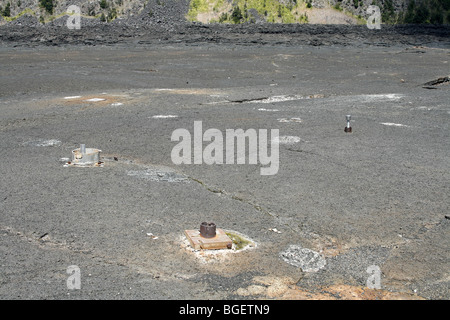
xmin=0 ymin=43 xmax=449 ymax=299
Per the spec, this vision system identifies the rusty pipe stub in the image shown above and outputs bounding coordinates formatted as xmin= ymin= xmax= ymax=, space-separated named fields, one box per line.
xmin=71 ymin=145 xmax=102 ymax=166
xmin=199 ymin=222 xmax=217 ymax=238
xmin=345 ymin=115 xmax=352 ymax=133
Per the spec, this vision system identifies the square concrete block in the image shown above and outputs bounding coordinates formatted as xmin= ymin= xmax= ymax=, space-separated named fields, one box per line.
xmin=184 ymin=228 xmax=232 ymax=250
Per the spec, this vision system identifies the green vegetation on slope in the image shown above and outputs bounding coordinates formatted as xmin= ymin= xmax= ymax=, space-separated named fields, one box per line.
xmin=188 ymin=0 xmax=309 ymax=24
xmin=2 ymin=2 xmax=10 ymax=17
xmin=0 ymin=0 xmax=125 ymax=24
xmin=369 ymin=0 xmax=449 ymax=24
xmin=38 ymin=0 xmax=54 ymax=15
xmin=188 ymin=0 xmax=450 ymax=24
xmin=402 ymin=0 xmax=450 ymax=24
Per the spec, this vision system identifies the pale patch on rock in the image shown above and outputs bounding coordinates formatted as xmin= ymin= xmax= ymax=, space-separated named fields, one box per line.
xmin=280 ymin=245 xmax=326 ymax=272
